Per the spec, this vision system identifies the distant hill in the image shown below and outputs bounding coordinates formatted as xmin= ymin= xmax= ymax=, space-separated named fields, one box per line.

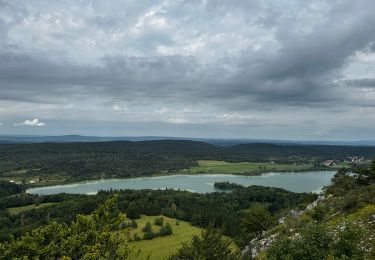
xmin=1 ymin=135 xmax=375 ymax=146
xmin=1 ymin=140 xmax=375 ymax=184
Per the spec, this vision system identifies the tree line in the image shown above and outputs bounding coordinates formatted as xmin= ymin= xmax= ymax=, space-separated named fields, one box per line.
xmin=1 ymin=140 xmax=375 ymax=183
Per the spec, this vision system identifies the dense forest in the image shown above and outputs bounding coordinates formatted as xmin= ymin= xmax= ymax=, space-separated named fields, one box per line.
xmin=1 ymin=140 xmax=375 ymax=183
xmin=0 ymin=182 xmax=312 ymax=245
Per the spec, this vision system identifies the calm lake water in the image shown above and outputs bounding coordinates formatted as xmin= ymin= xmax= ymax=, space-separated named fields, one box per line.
xmin=27 ymin=171 xmax=335 ymax=195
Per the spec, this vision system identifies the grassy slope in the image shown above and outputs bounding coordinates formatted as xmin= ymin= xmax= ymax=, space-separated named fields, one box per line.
xmin=7 ymin=203 xmax=55 ymax=215
xmin=126 ymin=215 xmax=237 ymax=260
xmin=178 ymin=160 xmax=316 ymax=175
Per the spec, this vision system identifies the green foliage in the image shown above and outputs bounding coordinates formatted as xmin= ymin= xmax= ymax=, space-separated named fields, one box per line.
xmin=126 ymin=202 xmax=141 ymax=219
xmin=268 ymin=224 xmax=332 ymax=260
xmin=131 ymin=219 xmax=138 ymax=228
xmin=214 ymin=181 xmax=243 ymax=190
xmin=267 ymin=222 xmax=366 ymax=260
xmin=169 ymin=227 xmax=239 ymax=260
xmin=143 ymin=230 xmax=154 ymax=240
xmin=0 ymin=184 xmax=307 ymax=243
xmin=160 ymin=223 xmax=173 ymax=236
xmin=309 ymin=204 xmax=329 ymax=221
xmin=264 ymin=161 xmax=375 ymax=259
xmin=239 ymin=204 xmax=276 ymax=246
xmin=0 ymin=181 xmax=24 ymax=198
xmin=331 ymin=223 xmax=365 ymax=259
xmin=0 ymin=195 xmax=130 ymax=259
xmin=142 ymin=222 xmax=153 ymax=233
xmin=154 ymin=216 xmax=164 ymax=226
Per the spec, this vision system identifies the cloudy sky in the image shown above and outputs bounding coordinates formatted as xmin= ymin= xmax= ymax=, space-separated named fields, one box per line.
xmin=1 ymin=0 xmax=375 ymax=140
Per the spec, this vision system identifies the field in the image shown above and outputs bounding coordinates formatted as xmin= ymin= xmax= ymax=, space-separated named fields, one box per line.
xmin=177 ymin=160 xmax=316 ymax=175
xmin=126 ymin=215 xmax=237 ymax=260
xmin=7 ymin=203 xmax=56 ymax=215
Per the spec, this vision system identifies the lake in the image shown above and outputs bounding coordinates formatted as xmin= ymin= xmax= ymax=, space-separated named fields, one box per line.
xmin=27 ymin=171 xmax=335 ymax=195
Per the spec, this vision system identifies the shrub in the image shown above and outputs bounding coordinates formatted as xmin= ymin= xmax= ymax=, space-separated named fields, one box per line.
xmin=131 ymin=220 xmax=137 ymax=228
xmin=154 ymin=217 xmax=164 ymax=226
xmin=143 ymin=231 xmax=154 ymax=240
xmin=142 ymin=222 xmax=152 ymax=233
xmin=160 ymin=223 xmax=173 ymax=236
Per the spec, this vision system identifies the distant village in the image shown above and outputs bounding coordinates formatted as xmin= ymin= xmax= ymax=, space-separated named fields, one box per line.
xmin=322 ymin=156 xmax=364 ymax=167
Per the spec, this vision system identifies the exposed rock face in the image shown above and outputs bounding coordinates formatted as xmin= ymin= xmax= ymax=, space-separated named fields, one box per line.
xmin=242 ymin=234 xmax=278 ymax=259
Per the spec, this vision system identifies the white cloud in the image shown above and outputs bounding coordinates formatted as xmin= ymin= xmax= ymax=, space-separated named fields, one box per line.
xmin=153 ymin=107 xmax=169 ymax=114
xmin=0 ymin=122 xmax=3 ymax=126
xmin=112 ymin=104 xmax=124 ymax=112
xmin=168 ymin=117 xmax=188 ymax=124
xmin=14 ymin=118 xmax=45 ymax=127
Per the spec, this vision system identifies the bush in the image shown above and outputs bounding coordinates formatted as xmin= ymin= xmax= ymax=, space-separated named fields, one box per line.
xmin=169 ymin=227 xmax=238 ymax=260
xmin=154 ymin=217 xmax=164 ymax=226
xmin=131 ymin=220 xmax=137 ymax=228
xmin=143 ymin=231 xmax=154 ymax=240
xmin=332 ymin=223 xmax=365 ymax=258
xmin=267 ymin=224 xmax=332 ymax=260
xmin=142 ymin=222 xmax=152 ymax=233
xmin=160 ymin=223 xmax=173 ymax=236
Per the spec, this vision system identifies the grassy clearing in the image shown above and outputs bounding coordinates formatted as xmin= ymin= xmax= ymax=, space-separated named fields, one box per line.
xmin=126 ymin=215 xmax=237 ymax=260
xmin=7 ymin=203 xmax=56 ymax=215
xmin=178 ymin=160 xmax=315 ymax=175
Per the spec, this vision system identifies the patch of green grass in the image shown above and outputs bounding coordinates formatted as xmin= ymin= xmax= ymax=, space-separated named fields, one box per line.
xmin=125 ymin=215 xmax=237 ymax=260
xmin=178 ymin=160 xmax=315 ymax=175
xmin=7 ymin=203 xmax=56 ymax=215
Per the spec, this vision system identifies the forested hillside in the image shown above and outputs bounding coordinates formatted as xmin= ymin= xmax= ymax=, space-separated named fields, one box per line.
xmin=0 ymin=184 xmax=311 ymax=243
xmin=1 ymin=140 xmax=375 ymax=184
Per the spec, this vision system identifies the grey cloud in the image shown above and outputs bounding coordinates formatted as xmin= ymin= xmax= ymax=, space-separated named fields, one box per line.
xmin=1 ymin=0 xmax=375 ymax=108
xmin=216 ymin=0 xmax=375 ymax=107
xmin=0 ymin=0 xmax=375 ymax=139
xmin=343 ymin=78 xmax=375 ymax=88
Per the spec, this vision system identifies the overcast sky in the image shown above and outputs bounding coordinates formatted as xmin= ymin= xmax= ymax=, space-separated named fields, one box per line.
xmin=1 ymin=0 xmax=375 ymax=140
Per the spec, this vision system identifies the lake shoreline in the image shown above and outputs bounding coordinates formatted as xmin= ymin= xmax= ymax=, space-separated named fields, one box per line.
xmin=22 ymin=165 xmax=334 ymax=189
xmin=26 ymin=171 xmax=336 ymax=195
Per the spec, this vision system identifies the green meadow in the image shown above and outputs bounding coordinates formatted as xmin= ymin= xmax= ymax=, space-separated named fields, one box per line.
xmin=126 ymin=215 xmax=237 ymax=260
xmin=7 ymin=203 xmax=56 ymax=215
xmin=178 ymin=160 xmax=315 ymax=175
